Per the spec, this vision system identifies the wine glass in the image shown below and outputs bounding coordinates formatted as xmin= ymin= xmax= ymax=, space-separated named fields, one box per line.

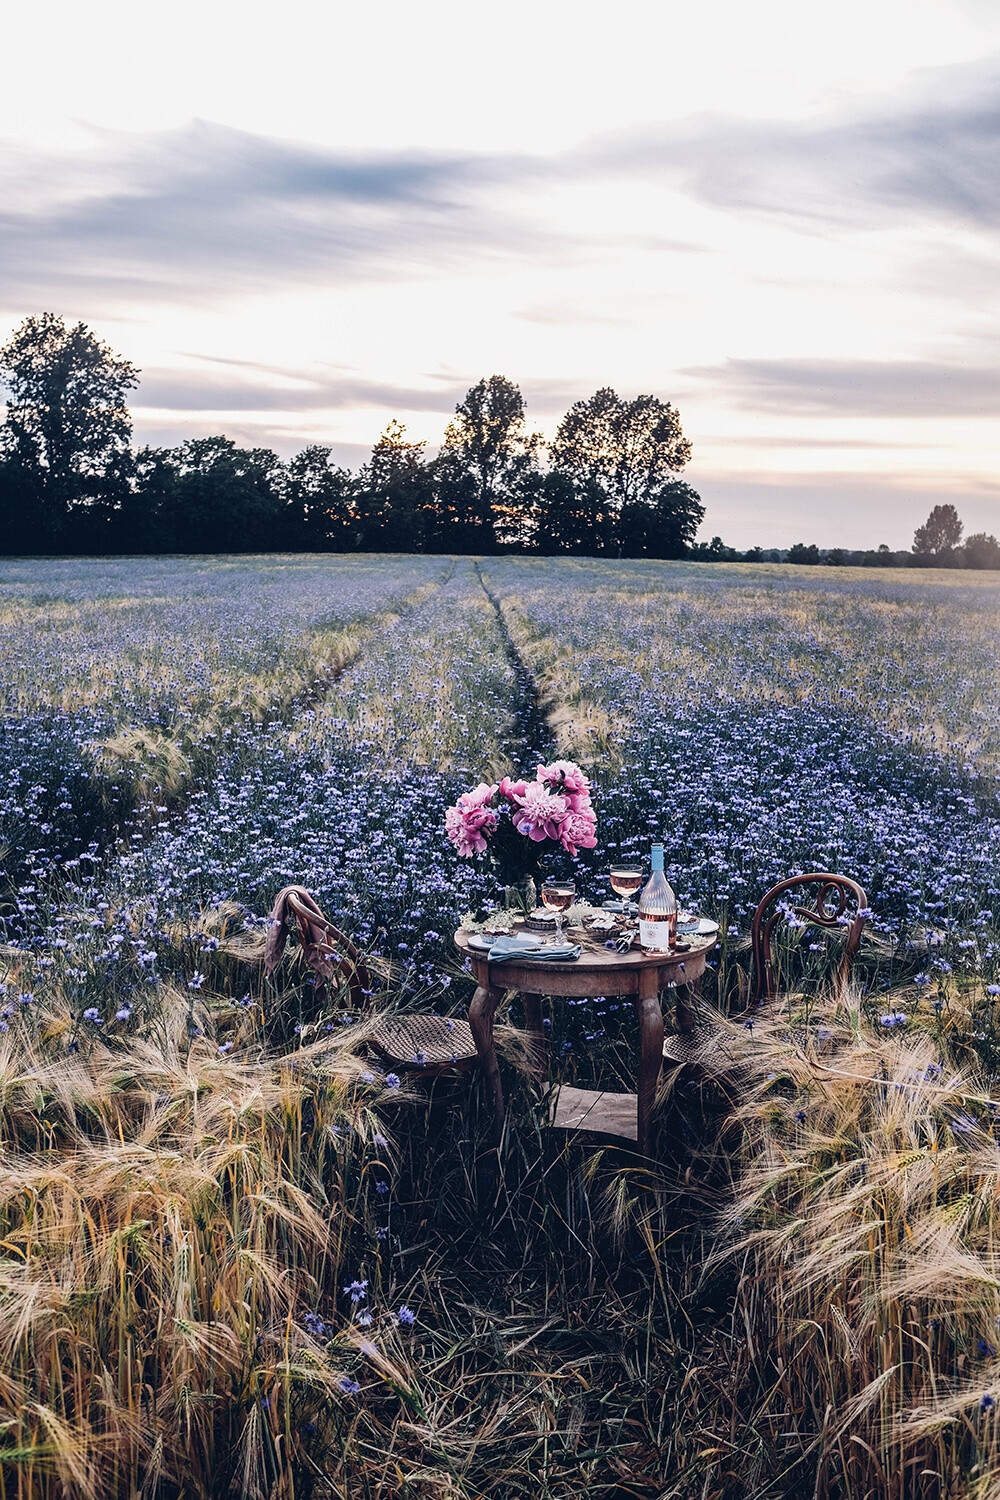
xmin=609 ymin=864 xmax=642 ymax=918
xmin=540 ymin=879 xmax=576 ymax=943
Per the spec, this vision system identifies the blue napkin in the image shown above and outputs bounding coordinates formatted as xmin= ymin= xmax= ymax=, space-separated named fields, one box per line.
xmin=487 ymin=934 xmax=581 ymax=962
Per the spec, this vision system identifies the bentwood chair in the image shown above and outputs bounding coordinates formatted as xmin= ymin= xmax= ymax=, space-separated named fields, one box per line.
xmin=266 ymin=885 xmax=478 ymax=1078
xmin=266 ymin=884 xmax=376 ymax=1010
xmin=748 ymin=872 xmax=869 ymax=1005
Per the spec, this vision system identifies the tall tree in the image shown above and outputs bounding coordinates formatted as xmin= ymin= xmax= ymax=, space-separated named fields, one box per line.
xmin=436 ymin=376 xmax=540 ymax=549
xmin=548 ymin=387 xmax=697 ymax=555
xmin=354 ymin=421 xmax=432 ymax=552
xmin=618 ymin=480 xmax=705 ymax=558
xmin=550 ymin=388 xmax=691 ymax=507
xmin=283 ymin=445 xmax=354 ymax=550
xmin=0 ymin=313 xmax=139 ymax=544
xmin=136 ymin=437 xmax=284 ymax=552
xmin=913 ymin=503 xmax=963 ymax=561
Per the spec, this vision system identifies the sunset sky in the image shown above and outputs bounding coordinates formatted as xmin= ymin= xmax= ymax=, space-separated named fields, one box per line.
xmin=2 ymin=0 xmax=999 ymax=547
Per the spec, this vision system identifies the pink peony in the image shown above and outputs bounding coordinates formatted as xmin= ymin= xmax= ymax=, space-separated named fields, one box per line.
xmin=445 ymin=785 xmax=499 ymax=856
xmin=511 ymin=783 xmax=568 ymax=842
xmin=558 ymin=808 xmax=598 ymax=856
xmin=536 ymin=760 xmax=591 ymax=797
xmin=498 ymin=775 xmax=529 ymax=803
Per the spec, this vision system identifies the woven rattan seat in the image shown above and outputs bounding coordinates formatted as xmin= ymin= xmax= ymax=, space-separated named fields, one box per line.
xmin=369 ymin=1014 xmax=478 ymax=1076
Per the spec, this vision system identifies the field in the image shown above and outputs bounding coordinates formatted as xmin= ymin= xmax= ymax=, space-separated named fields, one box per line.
xmin=2 ymin=553 xmax=1000 ymax=1498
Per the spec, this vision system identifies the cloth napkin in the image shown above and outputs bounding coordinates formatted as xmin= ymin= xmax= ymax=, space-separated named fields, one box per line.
xmin=487 ymin=934 xmax=581 ymax=962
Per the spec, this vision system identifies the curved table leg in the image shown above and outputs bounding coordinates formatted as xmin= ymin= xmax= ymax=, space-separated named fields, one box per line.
xmin=635 ymin=967 xmax=665 ymax=1156
xmin=468 ymin=983 xmax=506 ymax=1148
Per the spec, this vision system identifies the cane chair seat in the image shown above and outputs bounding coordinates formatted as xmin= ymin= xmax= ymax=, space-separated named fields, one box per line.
xmin=369 ymin=1014 xmax=478 ymax=1076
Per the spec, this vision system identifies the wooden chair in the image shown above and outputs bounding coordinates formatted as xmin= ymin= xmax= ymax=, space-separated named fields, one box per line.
xmin=749 ymin=872 xmax=869 ymax=1005
xmin=269 ymin=886 xmax=478 ymax=1078
xmin=266 ymin=885 xmax=377 ymax=1010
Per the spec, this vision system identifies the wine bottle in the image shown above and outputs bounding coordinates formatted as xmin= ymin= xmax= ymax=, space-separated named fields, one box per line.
xmin=638 ymin=843 xmax=677 ymax=952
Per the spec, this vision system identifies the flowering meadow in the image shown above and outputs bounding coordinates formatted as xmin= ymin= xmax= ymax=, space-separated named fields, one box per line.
xmin=2 ymin=552 xmax=1000 ymax=1498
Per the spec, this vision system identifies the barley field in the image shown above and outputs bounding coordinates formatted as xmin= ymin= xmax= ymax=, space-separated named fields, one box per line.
xmin=2 ymin=553 xmax=1000 ymax=1499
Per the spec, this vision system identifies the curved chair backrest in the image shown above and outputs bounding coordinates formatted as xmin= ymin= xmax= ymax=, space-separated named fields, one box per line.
xmin=285 ymin=889 xmax=373 ymax=1010
xmin=750 ymin=872 xmax=869 ymax=1004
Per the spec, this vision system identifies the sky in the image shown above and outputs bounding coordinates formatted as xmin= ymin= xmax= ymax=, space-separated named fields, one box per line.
xmin=2 ymin=0 xmax=999 ymax=548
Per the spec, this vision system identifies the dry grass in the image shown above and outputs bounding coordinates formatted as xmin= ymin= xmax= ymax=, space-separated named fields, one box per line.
xmin=0 ymin=984 xmax=381 ymax=1500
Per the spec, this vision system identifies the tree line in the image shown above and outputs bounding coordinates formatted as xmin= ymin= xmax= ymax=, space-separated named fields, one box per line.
xmin=0 ymin=314 xmax=704 ymax=557
xmin=697 ymin=504 xmax=999 ymax=569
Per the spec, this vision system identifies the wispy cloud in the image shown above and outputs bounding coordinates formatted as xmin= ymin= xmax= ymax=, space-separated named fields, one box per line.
xmin=685 ymin=357 xmax=1000 ymax=417
xmin=0 ymin=121 xmax=542 ymax=308
xmin=586 ymin=56 xmax=1000 ymax=230
xmin=134 ymin=360 xmax=467 ymax=414
xmin=3 ymin=55 xmax=999 ymax=321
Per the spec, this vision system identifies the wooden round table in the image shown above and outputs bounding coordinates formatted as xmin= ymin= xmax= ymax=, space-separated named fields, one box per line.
xmin=454 ymin=927 xmax=716 ymax=1155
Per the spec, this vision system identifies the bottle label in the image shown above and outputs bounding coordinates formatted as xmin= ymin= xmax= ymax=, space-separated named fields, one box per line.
xmin=639 ymin=914 xmax=674 ymax=951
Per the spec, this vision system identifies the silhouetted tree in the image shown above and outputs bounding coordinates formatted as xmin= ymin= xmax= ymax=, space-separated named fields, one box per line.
xmin=131 ymin=437 xmax=284 ymax=552
xmin=355 ymin=422 xmax=433 ymax=551
xmin=284 ymin=445 xmax=354 ymax=549
xmin=533 ymin=472 xmax=614 ymax=554
xmin=963 ymin=532 xmax=1000 ymax=569
xmin=913 ymin=504 xmax=963 ymax=562
xmin=434 ymin=376 xmax=540 ymax=549
xmin=549 ymin=387 xmax=698 ymax=554
xmin=618 ymin=480 xmax=705 ymax=558
xmin=690 ymin=535 xmax=739 ymax=561
xmin=0 ymin=313 xmax=139 ymax=546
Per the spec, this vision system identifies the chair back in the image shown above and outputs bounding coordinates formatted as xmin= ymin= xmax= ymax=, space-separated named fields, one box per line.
xmin=750 ymin=872 xmax=868 ymax=1004
xmin=284 ymin=889 xmax=373 ymax=1010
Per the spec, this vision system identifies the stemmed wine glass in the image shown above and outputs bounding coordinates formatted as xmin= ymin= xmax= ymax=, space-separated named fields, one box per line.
xmin=608 ymin=864 xmax=642 ymax=918
xmin=540 ymin=879 xmax=576 ymax=943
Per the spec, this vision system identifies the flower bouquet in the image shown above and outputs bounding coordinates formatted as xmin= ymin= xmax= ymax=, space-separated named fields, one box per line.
xmin=445 ymin=759 xmax=598 ymax=904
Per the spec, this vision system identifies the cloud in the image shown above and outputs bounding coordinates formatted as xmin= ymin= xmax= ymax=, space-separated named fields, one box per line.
xmin=134 ymin=360 xmax=467 ymax=414
xmin=0 ymin=120 xmax=543 ymax=309
xmin=579 ymin=56 xmax=1000 ymax=230
xmin=686 ymin=357 xmax=1000 ymax=417
xmin=2 ymin=55 xmax=999 ymax=322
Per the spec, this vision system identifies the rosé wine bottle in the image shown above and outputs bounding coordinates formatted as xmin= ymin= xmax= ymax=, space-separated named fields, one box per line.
xmin=638 ymin=844 xmax=677 ymax=952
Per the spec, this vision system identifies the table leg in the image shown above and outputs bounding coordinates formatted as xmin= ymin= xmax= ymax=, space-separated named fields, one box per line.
xmin=635 ymin=967 xmax=664 ymax=1155
xmin=468 ymin=983 xmax=506 ymax=1148
xmin=675 ymin=971 xmax=701 ymax=1034
xmin=521 ymin=992 xmax=547 ymax=1083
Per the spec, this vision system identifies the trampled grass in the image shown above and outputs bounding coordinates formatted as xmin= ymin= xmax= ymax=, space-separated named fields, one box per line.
xmin=1 ymin=553 xmax=999 ymax=1496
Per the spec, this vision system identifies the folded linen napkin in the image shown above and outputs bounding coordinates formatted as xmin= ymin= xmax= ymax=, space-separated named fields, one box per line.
xmin=487 ymin=934 xmax=581 ymax=962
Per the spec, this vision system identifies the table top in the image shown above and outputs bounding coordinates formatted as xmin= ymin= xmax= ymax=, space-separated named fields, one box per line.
xmin=454 ymin=925 xmax=716 ymax=995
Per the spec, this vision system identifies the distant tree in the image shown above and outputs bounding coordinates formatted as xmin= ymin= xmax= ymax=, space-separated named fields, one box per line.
xmin=787 ymin=542 xmax=821 ymax=565
xmin=962 ymin=532 xmax=1000 ymax=570
xmin=743 ymin=545 xmax=765 ymax=562
xmin=913 ymin=504 xmax=963 ymax=562
xmin=533 ymin=472 xmax=613 ymax=554
xmin=355 ymin=421 xmax=433 ymax=552
xmin=690 ymin=535 xmax=738 ymax=561
xmin=284 ymin=445 xmax=354 ymax=550
xmin=434 ymin=376 xmax=541 ymax=549
xmin=619 ymin=481 xmax=706 ymax=557
xmin=132 ymin=437 xmax=284 ymax=552
xmin=825 ymin=548 xmax=848 ymax=566
xmin=0 ymin=313 xmax=139 ymax=545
